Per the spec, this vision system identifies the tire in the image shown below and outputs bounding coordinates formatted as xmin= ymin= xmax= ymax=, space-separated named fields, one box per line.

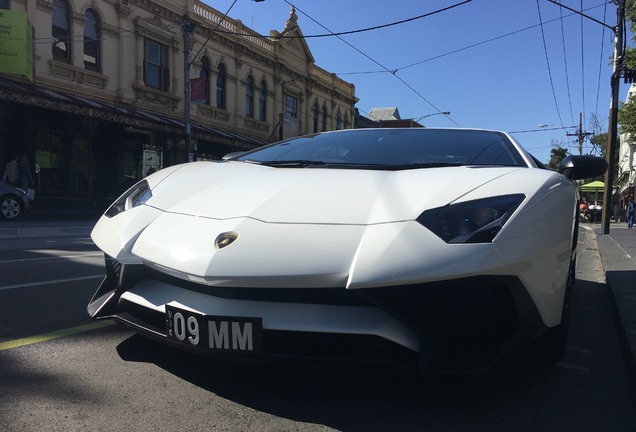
xmin=535 ymin=284 xmax=570 ymax=366
xmin=0 ymin=195 xmax=25 ymax=220
xmin=515 ymin=284 xmax=570 ymax=370
xmin=567 ymin=254 xmax=576 ymax=289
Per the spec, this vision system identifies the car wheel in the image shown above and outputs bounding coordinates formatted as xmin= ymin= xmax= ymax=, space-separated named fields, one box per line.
xmin=514 ymin=285 xmax=570 ymax=371
xmin=567 ymin=254 xmax=576 ymax=289
xmin=535 ymin=284 xmax=570 ymax=366
xmin=545 ymin=296 xmax=569 ymax=363
xmin=0 ymin=195 xmax=24 ymax=220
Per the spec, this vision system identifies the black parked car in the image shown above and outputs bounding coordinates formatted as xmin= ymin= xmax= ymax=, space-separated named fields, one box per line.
xmin=0 ymin=181 xmax=31 ymax=220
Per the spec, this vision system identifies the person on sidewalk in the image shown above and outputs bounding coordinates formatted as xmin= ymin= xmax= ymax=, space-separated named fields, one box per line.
xmin=613 ymin=202 xmax=622 ymax=222
xmin=2 ymin=154 xmax=19 ymax=186
xmin=627 ymin=200 xmax=634 ymax=229
xmin=17 ymin=153 xmax=34 ymax=191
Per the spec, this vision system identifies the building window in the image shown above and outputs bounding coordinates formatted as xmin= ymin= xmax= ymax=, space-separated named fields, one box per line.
xmin=0 ymin=0 xmax=10 ymax=9
xmin=286 ymin=95 xmax=298 ymax=118
xmin=245 ymin=75 xmax=254 ymax=118
xmin=84 ymin=9 xmax=100 ymax=71
xmin=321 ymin=105 xmax=328 ymax=131
xmin=258 ymin=80 xmax=267 ymax=121
xmin=200 ymin=56 xmax=211 ymax=104
xmin=335 ymin=111 xmax=342 ymax=130
xmin=144 ymin=38 xmax=169 ymax=91
xmin=312 ymin=101 xmax=319 ymax=133
xmin=343 ymin=114 xmax=349 ymax=129
xmin=216 ymin=63 xmax=226 ymax=109
xmin=52 ymin=0 xmax=71 ymax=63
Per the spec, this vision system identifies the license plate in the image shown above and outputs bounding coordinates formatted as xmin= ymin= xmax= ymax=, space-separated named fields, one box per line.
xmin=165 ymin=305 xmax=263 ymax=354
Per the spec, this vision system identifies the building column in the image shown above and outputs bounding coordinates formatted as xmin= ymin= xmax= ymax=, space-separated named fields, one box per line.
xmin=71 ymin=13 xmax=86 ymax=70
xmin=115 ymin=5 xmax=133 ymax=103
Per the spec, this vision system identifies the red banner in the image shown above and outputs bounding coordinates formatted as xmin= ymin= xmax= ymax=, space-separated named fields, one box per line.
xmin=190 ymin=77 xmax=207 ymax=104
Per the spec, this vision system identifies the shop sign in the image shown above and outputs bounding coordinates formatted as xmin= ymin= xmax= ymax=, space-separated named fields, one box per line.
xmin=0 ymin=10 xmax=33 ymax=82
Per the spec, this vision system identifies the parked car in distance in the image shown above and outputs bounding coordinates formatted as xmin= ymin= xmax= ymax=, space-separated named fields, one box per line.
xmin=0 ymin=181 xmax=31 ymax=220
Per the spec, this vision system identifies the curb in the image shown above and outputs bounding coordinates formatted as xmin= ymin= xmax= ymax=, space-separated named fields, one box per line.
xmin=595 ymin=229 xmax=636 ymax=411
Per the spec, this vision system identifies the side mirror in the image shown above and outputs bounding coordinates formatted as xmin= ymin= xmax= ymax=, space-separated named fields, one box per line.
xmin=558 ymin=155 xmax=608 ymax=180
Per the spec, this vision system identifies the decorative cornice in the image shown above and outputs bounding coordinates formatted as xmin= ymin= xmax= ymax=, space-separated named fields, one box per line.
xmin=101 ymin=23 xmax=120 ymax=38
xmin=36 ymin=0 xmax=55 ymax=14
xmin=128 ymin=0 xmax=182 ymax=26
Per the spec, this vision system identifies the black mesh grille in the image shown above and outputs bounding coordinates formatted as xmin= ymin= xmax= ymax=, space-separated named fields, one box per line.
xmin=360 ymin=276 xmax=522 ymax=371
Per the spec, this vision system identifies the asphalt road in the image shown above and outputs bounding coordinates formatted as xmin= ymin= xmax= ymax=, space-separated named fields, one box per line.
xmin=0 ymin=222 xmax=634 ymax=432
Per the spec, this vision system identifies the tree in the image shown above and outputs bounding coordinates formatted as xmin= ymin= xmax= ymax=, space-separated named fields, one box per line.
xmin=547 ymin=141 xmax=568 ymax=171
xmin=618 ymin=95 xmax=636 ymax=145
xmin=619 ymin=1 xmax=636 ymax=142
xmin=588 ymin=113 xmax=609 ymax=157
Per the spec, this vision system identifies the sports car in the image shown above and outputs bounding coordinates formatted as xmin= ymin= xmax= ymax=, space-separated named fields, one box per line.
xmin=88 ymin=128 xmax=607 ymax=374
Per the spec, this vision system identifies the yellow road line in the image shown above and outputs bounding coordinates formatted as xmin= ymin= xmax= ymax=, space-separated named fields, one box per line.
xmin=0 ymin=321 xmax=116 ymax=351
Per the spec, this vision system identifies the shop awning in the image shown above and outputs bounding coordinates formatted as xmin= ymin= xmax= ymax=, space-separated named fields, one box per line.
xmin=580 ymin=180 xmax=604 ymax=192
xmin=0 ymin=76 xmax=266 ymax=149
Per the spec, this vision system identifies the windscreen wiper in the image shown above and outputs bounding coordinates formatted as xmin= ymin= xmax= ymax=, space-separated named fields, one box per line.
xmin=258 ymin=160 xmax=328 ymax=167
xmin=392 ymin=162 xmax=466 ymax=170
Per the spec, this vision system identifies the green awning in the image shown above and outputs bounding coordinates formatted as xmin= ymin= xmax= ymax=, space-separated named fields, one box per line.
xmin=580 ymin=180 xmax=604 ymax=192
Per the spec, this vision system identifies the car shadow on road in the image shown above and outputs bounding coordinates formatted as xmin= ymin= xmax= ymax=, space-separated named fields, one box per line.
xmin=116 ymin=333 xmax=554 ymax=432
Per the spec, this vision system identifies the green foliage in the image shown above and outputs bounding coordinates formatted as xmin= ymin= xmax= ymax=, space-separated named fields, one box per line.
xmin=618 ymin=97 xmax=636 ymax=144
xmin=619 ymin=1 xmax=636 ymax=144
xmin=547 ymin=146 xmax=568 ymax=171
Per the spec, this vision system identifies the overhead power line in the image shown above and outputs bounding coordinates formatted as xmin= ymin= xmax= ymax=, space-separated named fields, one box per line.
xmin=536 ymin=0 xmax=567 ymax=130
xmin=281 ymin=0 xmax=463 ymax=126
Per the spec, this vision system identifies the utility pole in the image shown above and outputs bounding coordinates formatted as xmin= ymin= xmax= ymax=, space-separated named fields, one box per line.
xmin=183 ymin=15 xmax=196 ymax=162
xmin=566 ymin=112 xmax=592 ymax=155
xmin=602 ymin=0 xmax=625 ymax=235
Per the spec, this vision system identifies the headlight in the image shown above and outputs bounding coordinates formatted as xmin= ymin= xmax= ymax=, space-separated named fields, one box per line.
xmin=417 ymin=194 xmax=525 ymax=243
xmin=104 ymin=180 xmax=152 ymax=218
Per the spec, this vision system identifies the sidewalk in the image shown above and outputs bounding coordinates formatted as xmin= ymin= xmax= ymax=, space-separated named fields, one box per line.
xmin=595 ymin=223 xmax=636 ymax=391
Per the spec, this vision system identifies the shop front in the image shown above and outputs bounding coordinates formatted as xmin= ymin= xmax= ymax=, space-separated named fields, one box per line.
xmin=0 ymin=77 xmax=265 ymax=214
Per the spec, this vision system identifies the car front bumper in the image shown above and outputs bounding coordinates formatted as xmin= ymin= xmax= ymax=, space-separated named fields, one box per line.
xmin=88 ymin=255 xmax=548 ymax=375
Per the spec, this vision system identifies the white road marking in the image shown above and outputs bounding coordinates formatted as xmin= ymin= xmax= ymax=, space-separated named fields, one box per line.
xmin=0 ymin=252 xmax=103 ymax=265
xmin=0 ymin=275 xmax=104 ymax=291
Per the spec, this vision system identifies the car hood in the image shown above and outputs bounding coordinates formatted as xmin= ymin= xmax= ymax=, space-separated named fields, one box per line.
xmin=147 ymin=161 xmax=525 ymax=225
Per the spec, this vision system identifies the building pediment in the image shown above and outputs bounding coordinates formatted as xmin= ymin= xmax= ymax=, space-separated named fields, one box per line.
xmin=273 ymin=7 xmax=315 ymax=64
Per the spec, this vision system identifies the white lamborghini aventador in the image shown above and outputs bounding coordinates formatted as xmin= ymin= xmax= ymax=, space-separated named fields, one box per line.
xmin=88 ymin=128 xmax=607 ymax=374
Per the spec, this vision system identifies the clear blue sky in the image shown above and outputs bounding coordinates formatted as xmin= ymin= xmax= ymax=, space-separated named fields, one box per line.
xmin=204 ymin=0 xmax=629 ymax=163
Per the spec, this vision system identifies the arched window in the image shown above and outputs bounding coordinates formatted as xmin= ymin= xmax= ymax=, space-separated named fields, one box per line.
xmin=216 ymin=63 xmax=226 ymax=109
xmin=84 ymin=9 xmax=100 ymax=71
xmin=343 ymin=114 xmax=350 ymax=130
xmin=200 ymin=56 xmax=211 ymax=105
xmin=52 ymin=0 xmax=71 ymax=62
xmin=258 ymin=80 xmax=267 ymax=121
xmin=321 ymin=105 xmax=328 ymax=131
xmin=245 ymin=75 xmax=254 ymax=118
xmin=335 ymin=110 xmax=342 ymax=130
xmin=312 ymin=101 xmax=319 ymax=133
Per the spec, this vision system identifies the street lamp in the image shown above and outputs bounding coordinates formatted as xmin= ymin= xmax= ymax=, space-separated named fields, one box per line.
xmin=410 ymin=111 xmax=450 ymax=127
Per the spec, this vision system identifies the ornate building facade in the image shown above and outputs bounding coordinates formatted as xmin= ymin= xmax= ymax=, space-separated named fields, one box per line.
xmin=0 ymin=0 xmax=357 ymax=208
xmin=618 ymin=84 xmax=636 ymax=210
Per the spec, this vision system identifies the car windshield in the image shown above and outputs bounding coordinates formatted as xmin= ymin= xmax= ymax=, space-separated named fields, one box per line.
xmin=236 ymin=129 xmax=527 ymax=169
